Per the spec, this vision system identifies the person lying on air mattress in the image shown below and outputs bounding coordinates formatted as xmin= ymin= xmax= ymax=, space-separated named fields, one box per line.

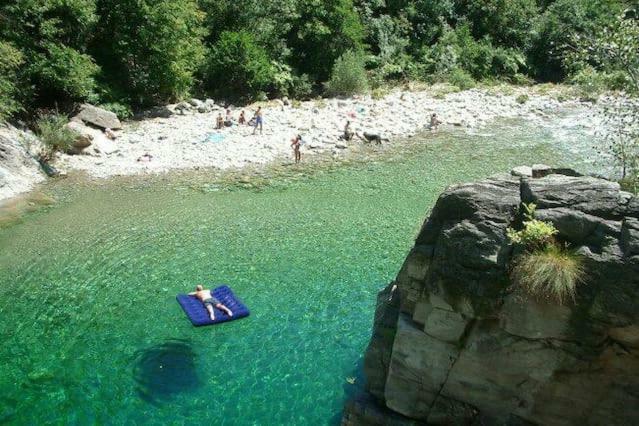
xmin=188 ymin=285 xmax=233 ymax=321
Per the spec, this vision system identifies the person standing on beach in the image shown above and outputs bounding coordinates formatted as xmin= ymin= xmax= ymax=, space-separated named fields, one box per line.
xmin=291 ymin=134 xmax=302 ymax=163
xmin=239 ymin=110 xmax=246 ymax=125
xmin=253 ymin=107 xmax=263 ymax=135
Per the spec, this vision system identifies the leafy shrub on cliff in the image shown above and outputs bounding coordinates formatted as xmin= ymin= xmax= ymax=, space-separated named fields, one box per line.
xmin=507 ymin=203 xmax=585 ymax=304
xmin=507 ymin=203 xmax=558 ymax=251
xmin=510 ymin=245 xmax=585 ymax=304
xmin=35 ymin=113 xmax=77 ymax=163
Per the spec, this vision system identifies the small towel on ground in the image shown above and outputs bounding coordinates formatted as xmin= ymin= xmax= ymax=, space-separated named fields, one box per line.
xmin=176 ymin=285 xmax=250 ymax=326
xmin=204 ymin=133 xmax=225 ymax=143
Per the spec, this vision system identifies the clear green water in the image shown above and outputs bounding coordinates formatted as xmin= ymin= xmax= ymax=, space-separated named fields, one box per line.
xmin=0 ymin=113 xmax=598 ymax=425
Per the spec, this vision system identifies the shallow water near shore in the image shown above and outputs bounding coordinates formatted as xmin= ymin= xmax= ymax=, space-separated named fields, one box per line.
xmin=0 ymin=109 xmax=600 ymax=424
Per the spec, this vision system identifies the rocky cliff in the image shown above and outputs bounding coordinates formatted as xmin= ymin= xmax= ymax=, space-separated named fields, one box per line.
xmin=0 ymin=124 xmax=45 ymax=202
xmin=343 ymin=169 xmax=639 ymax=425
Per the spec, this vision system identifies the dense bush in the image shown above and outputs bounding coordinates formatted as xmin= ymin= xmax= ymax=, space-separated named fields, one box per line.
xmin=0 ymin=42 xmax=23 ymax=119
xmin=324 ymin=50 xmax=369 ymax=96
xmin=0 ymin=0 xmax=99 ymax=108
xmin=35 ymin=114 xmax=78 ymax=162
xmin=288 ymin=0 xmax=365 ymax=82
xmin=457 ymin=0 xmax=539 ymax=49
xmin=447 ymin=69 xmax=476 ymax=90
xmin=94 ymin=0 xmax=206 ymax=106
xmin=204 ymin=31 xmax=275 ymax=100
xmin=528 ymin=0 xmax=624 ymax=82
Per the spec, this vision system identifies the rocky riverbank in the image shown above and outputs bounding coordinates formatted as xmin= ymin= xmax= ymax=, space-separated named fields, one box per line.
xmin=342 ymin=168 xmax=639 ymax=425
xmin=0 ymin=84 xmax=599 ymax=202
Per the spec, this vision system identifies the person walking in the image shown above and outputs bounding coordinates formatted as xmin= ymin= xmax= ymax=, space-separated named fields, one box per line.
xmin=253 ymin=107 xmax=263 ymax=135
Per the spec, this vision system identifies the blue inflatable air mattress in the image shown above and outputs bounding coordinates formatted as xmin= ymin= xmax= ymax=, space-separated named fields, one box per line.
xmin=176 ymin=285 xmax=250 ymax=326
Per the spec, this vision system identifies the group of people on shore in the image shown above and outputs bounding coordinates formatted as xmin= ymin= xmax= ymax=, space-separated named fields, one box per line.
xmin=216 ymin=107 xmax=263 ymax=135
xmin=212 ymin=104 xmax=443 ymax=165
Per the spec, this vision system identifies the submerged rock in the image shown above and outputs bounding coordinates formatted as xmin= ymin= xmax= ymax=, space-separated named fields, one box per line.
xmin=343 ymin=170 xmax=639 ymax=425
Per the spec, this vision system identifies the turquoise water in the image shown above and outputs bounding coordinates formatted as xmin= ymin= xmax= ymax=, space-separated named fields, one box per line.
xmin=0 ymin=113 xmax=598 ymax=425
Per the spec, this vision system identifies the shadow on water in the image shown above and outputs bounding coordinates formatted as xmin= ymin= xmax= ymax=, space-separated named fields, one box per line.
xmin=132 ymin=339 xmax=202 ymax=405
xmin=329 ymin=357 xmax=367 ymax=425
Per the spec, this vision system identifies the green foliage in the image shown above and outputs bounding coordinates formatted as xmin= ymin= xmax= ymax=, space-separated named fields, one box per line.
xmin=507 ymin=203 xmax=558 ymax=251
xmin=507 ymin=202 xmax=585 ymax=305
xmin=0 ymin=41 xmax=24 ymax=119
xmin=529 ymin=0 xmax=624 ymax=82
xmin=567 ymin=11 xmax=639 ymax=94
xmin=447 ymin=69 xmax=476 ymax=90
xmin=0 ymin=0 xmax=633 ymax=118
xmin=458 ymin=0 xmax=539 ymax=49
xmin=204 ymin=31 xmax=275 ymax=100
xmin=35 ymin=114 xmax=77 ymax=161
xmin=94 ymin=0 xmax=206 ymax=106
xmin=598 ymin=99 xmax=639 ymax=181
xmin=619 ymin=176 xmax=638 ymax=194
xmin=288 ymin=0 xmax=365 ymax=81
xmin=510 ymin=244 xmax=585 ymax=305
xmin=31 ymin=43 xmax=99 ymax=100
xmin=0 ymin=0 xmax=99 ymax=107
xmin=324 ymin=50 xmax=369 ymax=96
xmin=419 ymin=24 xmax=525 ymax=82
xmin=98 ymin=102 xmax=133 ymax=120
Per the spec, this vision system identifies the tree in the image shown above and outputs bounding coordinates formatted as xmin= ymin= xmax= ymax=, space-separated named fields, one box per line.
xmin=204 ymin=31 xmax=275 ymax=100
xmin=0 ymin=41 xmax=24 ymax=119
xmin=570 ymin=11 xmax=639 ymax=190
xmin=0 ymin=0 xmax=99 ymax=108
xmin=455 ymin=0 xmax=539 ymax=49
xmin=93 ymin=0 xmax=206 ymax=106
xmin=528 ymin=0 xmax=624 ymax=82
xmin=288 ymin=0 xmax=365 ymax=82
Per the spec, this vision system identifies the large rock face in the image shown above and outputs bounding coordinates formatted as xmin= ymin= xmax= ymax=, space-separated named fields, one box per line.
xmin=343 ymin=170 xmax=639 ymax=425
xmin=0 ymin=124 xmax=45 ymax=202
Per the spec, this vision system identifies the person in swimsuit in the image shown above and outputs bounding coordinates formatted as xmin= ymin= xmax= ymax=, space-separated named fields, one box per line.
xmin=189 ymin=285 xmax=233 ymax=321
xmin=238 ymin=110 xmax=246 ymax=125
xmin=253 ymin=107 xmax=263 ymax=135
xmin=216 ymin=113 xmax=224 ymax=129
xmin=291 ymin=134 xmax=301 ymax=163
xmin=429 ymin=113 xmax=442 ymax=130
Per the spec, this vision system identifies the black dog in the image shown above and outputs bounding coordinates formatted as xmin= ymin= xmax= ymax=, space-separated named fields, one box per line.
xmin=361 ymin=132 xmax=389 ymax=144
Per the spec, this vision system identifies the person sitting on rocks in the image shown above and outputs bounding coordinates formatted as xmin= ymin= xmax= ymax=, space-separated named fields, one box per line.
xmin=429 ymin=113 xmax=442 ymax=130
xmin=104 ymin=128 xmax=117 ymax=140
xmin=216 ymin=113 xmax=224 ymax=129
xmin=188 ymin=284 xmax=233 ymax=321
xmin=340 ymin=120 xmax=354 ymax=141
xmin=224 ymin=109 xmax=233 ymax=127
xmin=238 ymin=110 xmax=246 ymax=125
xmin=137 ymin=152 xmax=153 ymax=162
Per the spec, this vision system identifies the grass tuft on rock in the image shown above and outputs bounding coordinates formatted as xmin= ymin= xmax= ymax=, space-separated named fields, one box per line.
xmin=510 ymin=244 xmax=585 ymax=305
xmin=35 ymin=113 xmax=77 ymax=162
